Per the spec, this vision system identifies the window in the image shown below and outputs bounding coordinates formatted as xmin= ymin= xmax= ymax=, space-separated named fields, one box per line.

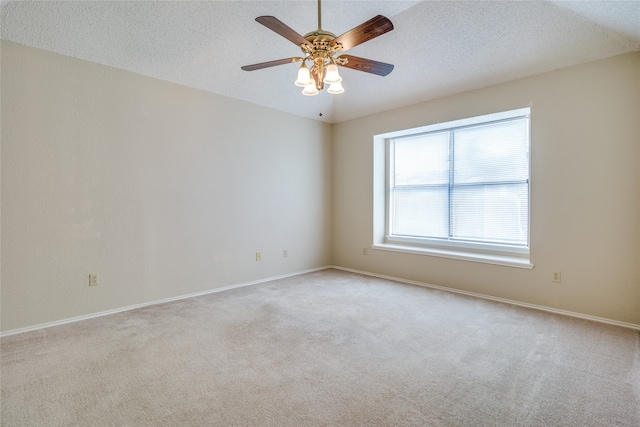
xmin=373 ymin=108 xmax=532 ymax=268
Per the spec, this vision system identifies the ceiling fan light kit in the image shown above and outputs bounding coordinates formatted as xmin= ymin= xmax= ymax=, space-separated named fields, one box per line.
xmin=302 ymin=82 xmax=320 ymax=96
xmin=327 ymin=81 xmax=345 ymax=94
xmin=324 ymin=63 xmax=342 ymax=84
xmin=295 ymin=62 xmax=312 ymax=87
xmin=241 ymin=0 xmax=394 ymax=97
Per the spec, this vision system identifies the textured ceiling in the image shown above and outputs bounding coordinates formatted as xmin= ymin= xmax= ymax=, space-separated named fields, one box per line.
xmin=2 ymin=1 xmax=639 ymax=123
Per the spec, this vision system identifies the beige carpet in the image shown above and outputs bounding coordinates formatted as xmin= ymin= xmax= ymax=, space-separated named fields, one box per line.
xmin=2 ymin=269 xmax=639 ymax=426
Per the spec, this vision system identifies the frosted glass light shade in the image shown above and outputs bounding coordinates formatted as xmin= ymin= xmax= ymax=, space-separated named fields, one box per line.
xmin=295 ymin=64 xmax=312 ymax=87
xmin=323 ymin=64 xmax=342 ymax=84
xmin=327 ymin=81 xmax=344 ymax=94
xmin=302 ymin=83 xmax=319 ymax=96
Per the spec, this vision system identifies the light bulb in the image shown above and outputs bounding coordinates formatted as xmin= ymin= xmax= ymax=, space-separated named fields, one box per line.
xmin=302 ymin=82 xmax=319 ymax=96
xmin=323 ymin=63 xmax=342 ymax=84
xmin=327 ymin=81 xmax=344 ymax=94
xmin=295 ymin=63 xmax=312 ymax=87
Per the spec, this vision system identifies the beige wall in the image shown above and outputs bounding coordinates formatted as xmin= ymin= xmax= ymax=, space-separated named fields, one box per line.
xmin=2 ymin=40 xmax=639 ymax=333
xmin=333 ymin=52 xmax=640 ymax=325
xmin=1 ymin=41 xmax=332 ymax=332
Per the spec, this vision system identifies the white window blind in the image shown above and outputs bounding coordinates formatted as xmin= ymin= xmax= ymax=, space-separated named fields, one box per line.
xmin=387 ymin=109 xmax=530 ymax=253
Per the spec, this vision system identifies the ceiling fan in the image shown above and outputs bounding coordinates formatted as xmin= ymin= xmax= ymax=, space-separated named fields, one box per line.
xmin=241 ymin=0 xmax=394 ymax=96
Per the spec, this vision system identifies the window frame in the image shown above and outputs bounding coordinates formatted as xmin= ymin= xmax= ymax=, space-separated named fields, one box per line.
xmin=372 ymin=108 xmax=533 ymax=269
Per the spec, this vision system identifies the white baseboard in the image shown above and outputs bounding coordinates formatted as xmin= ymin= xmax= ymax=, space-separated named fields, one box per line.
xmin=4 ymin=265 xmax=637 ymax=337
xmin=331 ymin=265 xmax=640 ymax=331
xmin=0 ymin=266 xmax=332 ymax=338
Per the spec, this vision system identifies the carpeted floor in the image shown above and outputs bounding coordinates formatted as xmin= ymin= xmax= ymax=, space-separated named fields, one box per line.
xmin=2 ymin=269 xmax=639 ymax=426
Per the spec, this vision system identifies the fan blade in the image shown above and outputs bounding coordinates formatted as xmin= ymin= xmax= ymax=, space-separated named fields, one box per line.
xmin=241 ymin=58 xmax=302 ymax=71
xmin=330 ymin=15 xmax=393 ymax=51
xmin=338 ymin=55 xmax=394 ymax=76
xmin=255 ymin=16 xmax=314 ymax=48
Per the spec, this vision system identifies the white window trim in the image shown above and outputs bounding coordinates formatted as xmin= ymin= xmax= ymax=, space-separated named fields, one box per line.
xmin=372 ymin=108 xmax=534 ymax=269
xmin=371 ymin=243 xmax=533 ymax=269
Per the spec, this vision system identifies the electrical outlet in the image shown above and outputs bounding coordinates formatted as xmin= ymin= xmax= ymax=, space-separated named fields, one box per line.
xmin=89 ymin=273 xmax=99 ymax=286
xmin=362 ymin=247 xmax=368 ymax=255
xmin=256 ymin=252 xmax=261 ymax=261
xmin=552 ymin=271 xmax=561 ymax=283
xmin=283 ymin=249 xmax=288 ymax=258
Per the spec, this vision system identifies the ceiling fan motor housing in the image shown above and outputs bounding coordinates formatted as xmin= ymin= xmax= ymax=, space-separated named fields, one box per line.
xmin=302 ymin=31 xmax=343 ymax=56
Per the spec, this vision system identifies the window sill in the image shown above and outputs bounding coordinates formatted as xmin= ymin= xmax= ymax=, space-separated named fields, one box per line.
xmin=371 ymin=243 xmax=534 ymax=269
